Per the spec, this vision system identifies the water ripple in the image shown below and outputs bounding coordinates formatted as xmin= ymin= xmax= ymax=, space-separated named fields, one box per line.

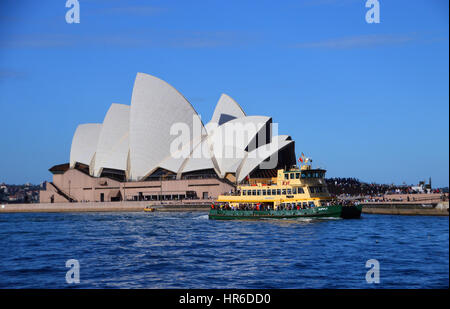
xmin=0 ymin=212 xmax=447 ymax=288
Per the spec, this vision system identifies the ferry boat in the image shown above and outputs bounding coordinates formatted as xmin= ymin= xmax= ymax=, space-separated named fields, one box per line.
xmin=209 ymin=164 xmax=362 ymax=220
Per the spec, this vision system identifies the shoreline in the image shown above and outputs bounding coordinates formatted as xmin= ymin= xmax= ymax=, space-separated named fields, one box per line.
xmin=0 ymin=201 xmax=211 ymax=213
xmin=1 ymin=201 xmax=448 ymax=216
xmin=361 ymin=202 xmax=449 ymax=216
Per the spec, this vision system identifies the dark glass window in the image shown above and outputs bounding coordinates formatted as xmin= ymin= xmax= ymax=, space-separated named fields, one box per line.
xmin=284 ymin=173 xmax=289 ymax=179
xmin=257 ymin=190 xmax=261 ymax=195
xmin=272 ymin=189 xmax=276 ymax=195
xmin=287 ymin=189 xmax=292 ymax=195
xmin=290 ymin=173 xmax=295 ymax=179
xmin=252 ymin=190 xmax=256 ymax=195
xmin=298 ymin=187 xmax=304 ymax=194
xmin=296 ymin=173 xmax=300 ymax=179
xmin=293 ymin=187 xmax=297 ymax=194
xmin=277 ymin=189 xmax=281 ymax=195
xmin=282 ymin=189 xmax=286 ymax=195
xmin=262 ymin=190 xmax=266 ymax=196
xmin=243 ymin=190 xmax=246 ymax=196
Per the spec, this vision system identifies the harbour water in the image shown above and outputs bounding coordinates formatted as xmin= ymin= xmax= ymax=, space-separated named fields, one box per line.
xmin=0 ymin=212 xmax=448 ymax=288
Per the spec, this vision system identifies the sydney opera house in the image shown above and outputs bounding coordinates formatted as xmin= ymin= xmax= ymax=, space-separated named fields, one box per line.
xmin=40 ymin=73 xmax=296 ymax=203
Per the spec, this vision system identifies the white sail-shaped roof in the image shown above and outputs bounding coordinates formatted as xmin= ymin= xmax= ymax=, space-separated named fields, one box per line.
xmin=236 ymin=135 xmax=294 ymax=182
xmin=92 ymin=104 xmax=130 ymax=177
xmin=208 ymin=116 xmax=271 ymax=177
xmin=128 ymin=73 xmax=205 ymax=180
xmin=178 ymin=136 xmax=216 ymax=174
xmin=66 ymin=72 xmax=298 ymax=184
xmin=207 ymin=94 xmax=246 ymax=130
xmin=158 ymin=131 xmax=207 ymax=174
xmin=69 ymin=123 xmax=102 ymax=168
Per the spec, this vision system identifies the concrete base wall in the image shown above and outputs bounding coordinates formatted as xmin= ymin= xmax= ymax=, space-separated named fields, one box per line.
xmin=362 ymin=202 xmax=449 ymax=216
xmin=0 ymin=200 xmax=212 ymax=213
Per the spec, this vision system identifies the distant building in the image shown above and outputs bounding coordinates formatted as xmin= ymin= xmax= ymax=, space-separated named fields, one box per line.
xmin=0 ymin=183 xmax=7 ymax=194
xmin=411 ymin=178 xmax=432 ymax=194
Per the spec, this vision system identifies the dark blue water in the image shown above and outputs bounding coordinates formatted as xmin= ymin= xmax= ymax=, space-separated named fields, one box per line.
xmin=0 ymin=212 xmax=448 ymax=288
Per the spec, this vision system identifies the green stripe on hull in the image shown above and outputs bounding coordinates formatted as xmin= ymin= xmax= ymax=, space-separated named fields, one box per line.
xmin=209 ymin=205 xmax=342 ymax=220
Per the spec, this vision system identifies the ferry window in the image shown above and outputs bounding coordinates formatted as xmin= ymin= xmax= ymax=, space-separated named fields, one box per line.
xmin=309 ymin=201 xmax=315 ymax=207
xmin=252 ymin=190 xmax=256 ymax=195
xmin=290 ymin=173 xmax=295 ymax=179
xmin=301 ymin=172 xmax=306 ymax=178
xmin=257 ymin=190 xmax=261 ymax=195
xmin=272 ymin=189 xmax=277 ymax=195
xmin=282 ymin=189 xmax=286 ymax=195
xmin=302 ymin=202 xmax=308 ymax=207
xmin=277 ymin=189 xmax=281 ymax=195
xmin=298 ymin=187 xmax=304 ymax=194
xmin=267 ymin=189 xmax=271 ymax=196
xmin=262 ymin=190 xmax=266 ymax=196
xmin=287 ymin=189 xmax=292 ymax=195
xmin=243 ymin=190 xmax=246 ymax=196
xmin=296 ymin=173 xmax=300 ymax=179
xmin=293 ymin=188 xmax=297 ymax=194
xmin=284 ymin=173 xmax=289 ymax=180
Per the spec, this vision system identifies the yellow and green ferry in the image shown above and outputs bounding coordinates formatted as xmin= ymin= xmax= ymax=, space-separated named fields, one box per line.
xmin=209 ymin=164 xmax=362 ymax=220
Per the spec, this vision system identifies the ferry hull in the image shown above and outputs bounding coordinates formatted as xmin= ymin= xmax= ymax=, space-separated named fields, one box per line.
xmin=341 ymin=204 xmax=363 ymax=219
xmin=208 ymin=205 xmax=342 ymax=220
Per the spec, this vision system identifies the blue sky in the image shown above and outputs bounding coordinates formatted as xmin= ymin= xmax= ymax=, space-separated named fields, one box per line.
xmin=0 ymin=0 xmax=448 ymax=187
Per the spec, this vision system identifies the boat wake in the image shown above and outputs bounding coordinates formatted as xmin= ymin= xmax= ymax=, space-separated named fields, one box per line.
xmin=193 ymin=214 xmax=209 ymax=220
xmin=318 ymin=216 xmax=342 ymax=220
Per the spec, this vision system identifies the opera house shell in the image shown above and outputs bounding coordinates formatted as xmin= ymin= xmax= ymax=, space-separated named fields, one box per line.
xmin=41 ymin=73 xmax=296 ymax=203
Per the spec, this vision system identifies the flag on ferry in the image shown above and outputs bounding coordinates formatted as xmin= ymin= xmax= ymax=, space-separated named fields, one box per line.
xmin=298 ymin=156 xmax=303 ymax=163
